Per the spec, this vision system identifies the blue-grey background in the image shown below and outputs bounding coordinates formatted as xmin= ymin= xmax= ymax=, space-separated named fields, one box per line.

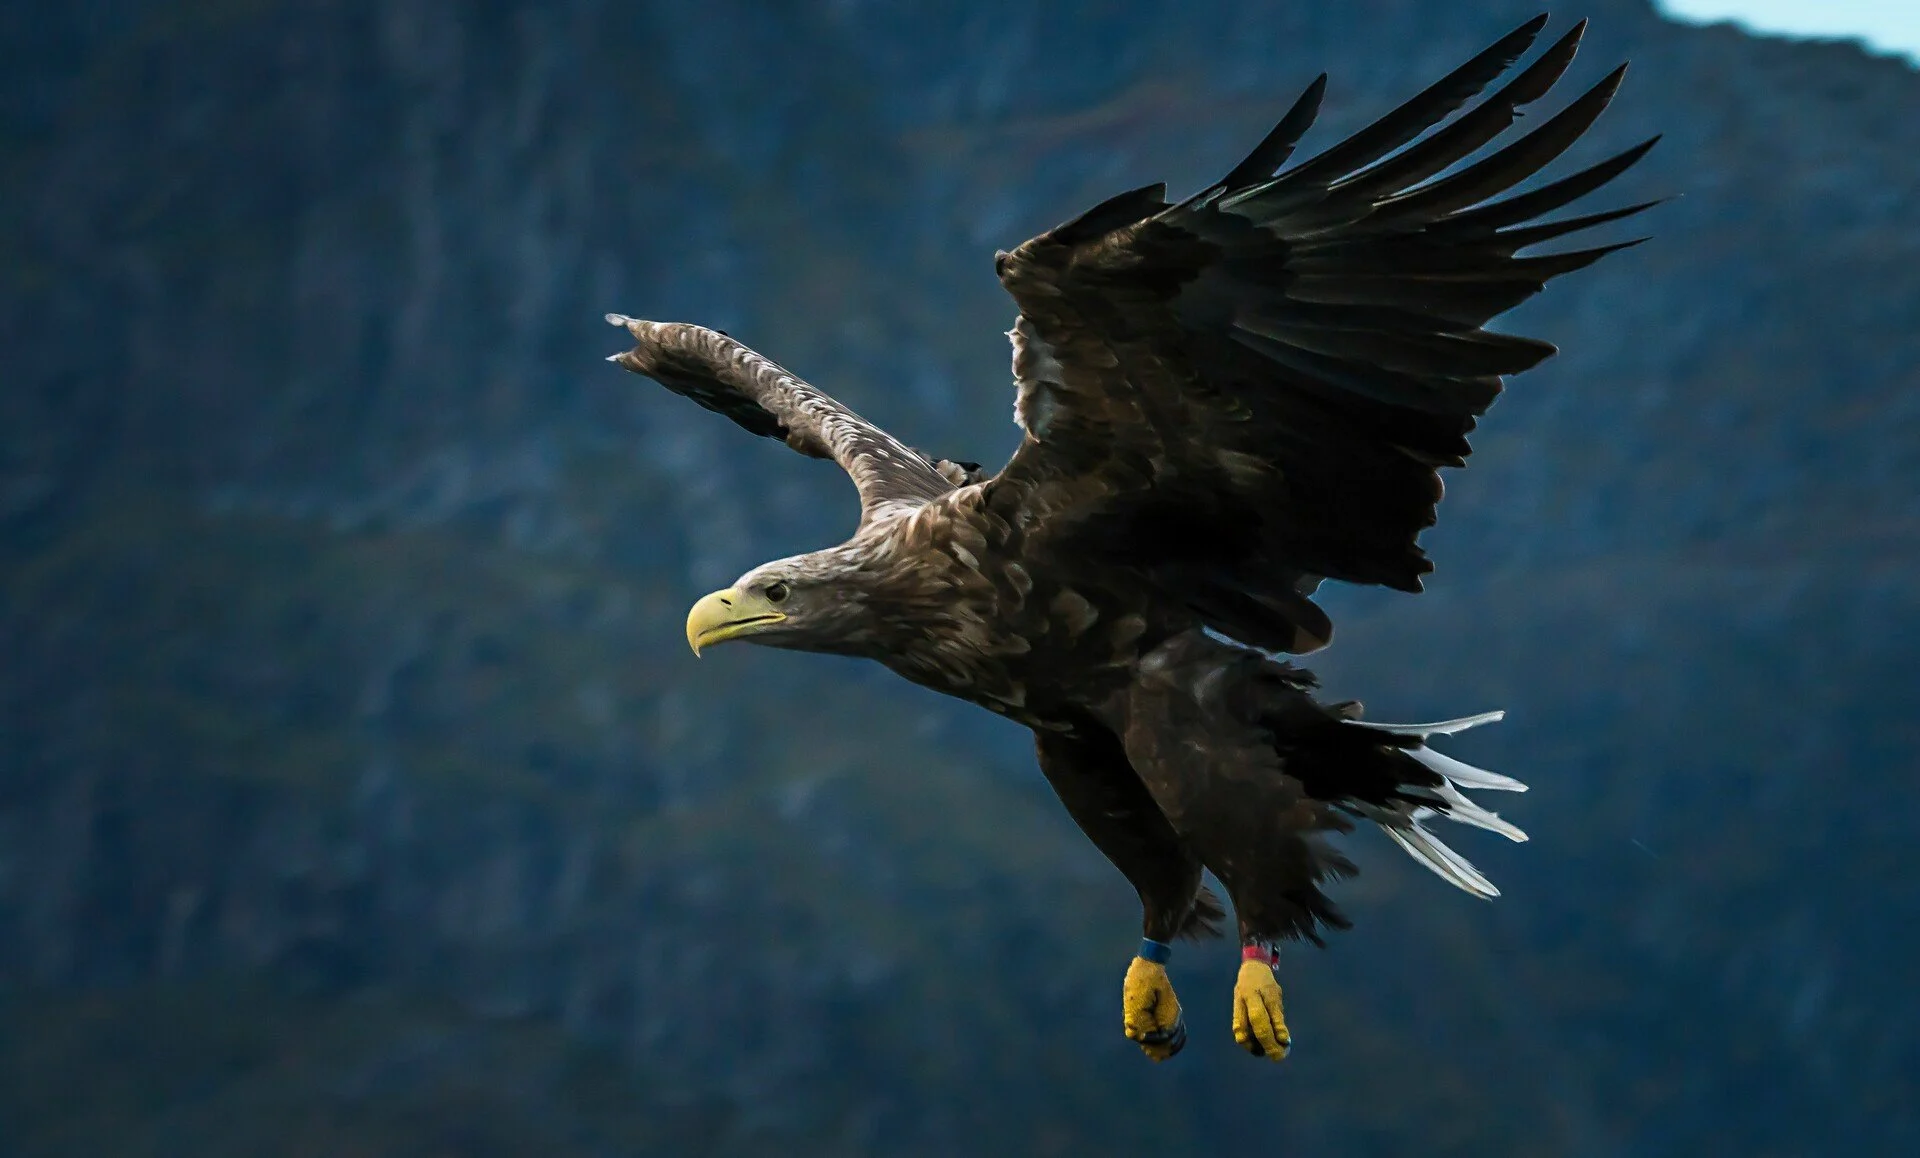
xmin=3 ymin=1 xmax=1916 ymax=1154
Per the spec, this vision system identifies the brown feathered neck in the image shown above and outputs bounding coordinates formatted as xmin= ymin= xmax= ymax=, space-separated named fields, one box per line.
xmin=730 ymin=513 xmax=965 ymax=660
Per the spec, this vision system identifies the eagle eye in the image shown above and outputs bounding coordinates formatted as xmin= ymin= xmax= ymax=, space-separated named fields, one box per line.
xmin=764 ymin=580 xmax=791 ymax=604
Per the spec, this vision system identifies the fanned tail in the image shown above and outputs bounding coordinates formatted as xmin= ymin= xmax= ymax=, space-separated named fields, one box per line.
xmin=1348 ymin=709 xmax=1526 ymax=898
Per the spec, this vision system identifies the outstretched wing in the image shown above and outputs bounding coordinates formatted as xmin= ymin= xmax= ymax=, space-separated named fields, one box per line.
xmin=607 ymin=316 xmax=957 ymax=523
xmin=985 ymin=16 xmax=1658 ymax=654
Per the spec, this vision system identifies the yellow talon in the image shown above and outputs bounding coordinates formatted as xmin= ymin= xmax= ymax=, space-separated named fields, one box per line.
xmin=1231 ymin=958 xmax=1292 ymax=1061
xmin=1122 ymin=956 xmax=1186 ymax=1061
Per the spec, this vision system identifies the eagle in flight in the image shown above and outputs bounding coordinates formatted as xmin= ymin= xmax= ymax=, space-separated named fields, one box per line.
xmin=609 ymin=16 xmax=1654 ymax=1062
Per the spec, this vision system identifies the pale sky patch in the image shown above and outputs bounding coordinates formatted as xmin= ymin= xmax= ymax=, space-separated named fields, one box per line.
xmin=1658 ymin=1 xmax=1920 ymax=67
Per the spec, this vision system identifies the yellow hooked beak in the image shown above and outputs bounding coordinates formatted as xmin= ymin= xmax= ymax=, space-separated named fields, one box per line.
xmin=685 ymin=587 xmax=787 ymax=656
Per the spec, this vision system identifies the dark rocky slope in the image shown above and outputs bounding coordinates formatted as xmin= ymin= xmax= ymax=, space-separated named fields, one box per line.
xmin=3 ymin=1 xmax=1916 ymax=1153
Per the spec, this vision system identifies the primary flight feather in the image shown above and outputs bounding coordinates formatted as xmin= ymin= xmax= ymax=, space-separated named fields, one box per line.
xmin=608 ymin=15 xmax=1655 ymax=1062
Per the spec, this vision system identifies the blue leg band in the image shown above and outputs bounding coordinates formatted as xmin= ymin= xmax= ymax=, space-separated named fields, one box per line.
xmin=1137 ymin=937 xmax=1173 ymax=964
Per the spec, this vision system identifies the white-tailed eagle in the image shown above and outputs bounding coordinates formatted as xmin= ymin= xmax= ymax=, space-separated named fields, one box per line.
xmin=608 ymin=15 xmax=1655 ymax=1061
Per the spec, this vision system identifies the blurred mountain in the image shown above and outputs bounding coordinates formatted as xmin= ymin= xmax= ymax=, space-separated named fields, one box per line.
xmin=3 ymin=1 xmax=1916 ymax=1154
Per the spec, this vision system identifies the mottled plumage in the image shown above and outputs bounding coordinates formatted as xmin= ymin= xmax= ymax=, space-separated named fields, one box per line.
xmin=610 ymin=16 xmax=1654 ymax=1061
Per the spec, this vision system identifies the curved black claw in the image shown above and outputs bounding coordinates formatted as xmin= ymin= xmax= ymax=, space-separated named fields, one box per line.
xmin=1137 ymin=1014 xmax=1188 ymax=1058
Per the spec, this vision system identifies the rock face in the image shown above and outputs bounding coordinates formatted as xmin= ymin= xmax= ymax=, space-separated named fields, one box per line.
xmin=4 ymin=1 xmax=1917 ymax=1153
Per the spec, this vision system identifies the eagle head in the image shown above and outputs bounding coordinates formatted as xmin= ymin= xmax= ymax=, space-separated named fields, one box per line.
xmin=685 ymin=549 xmax=879 ymax=657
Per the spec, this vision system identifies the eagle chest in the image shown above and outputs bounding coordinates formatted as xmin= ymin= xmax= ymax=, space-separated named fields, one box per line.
xmin=968 ymin=573 xmax=1152 ymax=722
xmin=883 ymin=542 xmax=1118 ymax=720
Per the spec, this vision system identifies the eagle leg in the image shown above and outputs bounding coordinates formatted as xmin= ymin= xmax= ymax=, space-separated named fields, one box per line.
xmin=1231 ymin=955 xmax=1292 ymax=1061
xmin=1122 ymin=955 xmax=1187 ymax=1061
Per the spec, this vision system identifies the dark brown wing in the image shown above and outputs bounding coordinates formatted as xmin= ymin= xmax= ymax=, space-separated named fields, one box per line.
xmin=985 ymin=17 xmax=1658 ymax=653
xmin=607 ymin=317 xmax=956 ymax=523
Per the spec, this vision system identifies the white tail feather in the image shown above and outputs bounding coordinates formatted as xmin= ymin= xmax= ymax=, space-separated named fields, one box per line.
xmin=1430 ymin=780 xmax=1528 ymax=842
xmin=1351 ymin=709 xmax=1505 ymax=737
xmin=1405 ymin=744 xmax=1528 ymax=793
xmin=1382 ymin=813 xmax=1500 ymax=899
